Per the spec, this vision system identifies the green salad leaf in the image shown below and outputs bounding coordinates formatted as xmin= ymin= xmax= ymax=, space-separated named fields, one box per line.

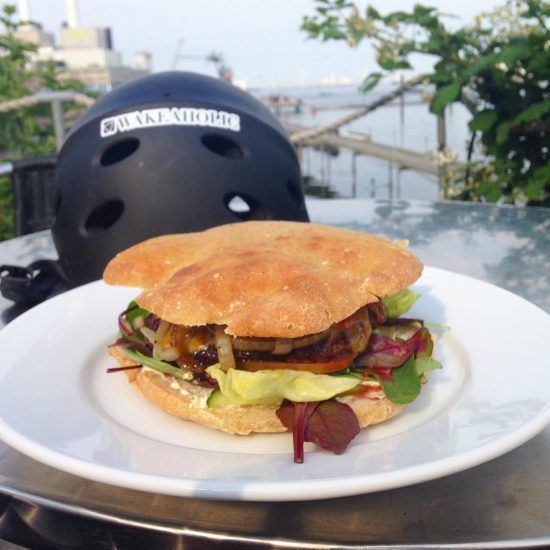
xmin=122 ymin=348 xmax=188 ymax=378
xmin=376 ymin=355 xmax=443 ymax=404
xmin=424 ymin=321 xmax=451 ymax=330
xmin=383 ymin=288 xmax=421 ymax=318
xmin=206 ymin=365 xmax=360 ymax=407
xmin=377 ymin=357 xmax=421 ymax=404
xmin=415 ymin=357 xmax=443 ymax=376
xmin=125 ymin=301 xmax=151 ymax=325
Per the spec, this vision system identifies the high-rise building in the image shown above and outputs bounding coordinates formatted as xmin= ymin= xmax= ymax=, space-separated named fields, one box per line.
xmin=15 ymin=0 xmax=152 ymax=93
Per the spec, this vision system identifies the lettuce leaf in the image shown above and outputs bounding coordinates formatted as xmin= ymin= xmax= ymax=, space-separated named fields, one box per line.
xmin=206 ymin=366 xmax=360 ymax=407
xmin=383 ymin=288 xmax=421 ymax=318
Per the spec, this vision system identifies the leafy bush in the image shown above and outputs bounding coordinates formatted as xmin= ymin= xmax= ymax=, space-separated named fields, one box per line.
xmin=302 ymin=0 xmax=549 ymax=205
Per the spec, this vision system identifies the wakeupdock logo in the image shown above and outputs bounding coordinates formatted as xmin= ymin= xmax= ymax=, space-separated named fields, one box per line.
xmin=99 ymin=107 xmax=241 ymax=137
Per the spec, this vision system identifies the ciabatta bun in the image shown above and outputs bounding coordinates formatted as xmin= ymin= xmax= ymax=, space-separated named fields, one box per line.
xmin=103 ymin=221 xmax=422 ymax=338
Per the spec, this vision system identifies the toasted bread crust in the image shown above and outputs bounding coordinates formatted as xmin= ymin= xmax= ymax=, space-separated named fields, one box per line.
xmin=108 ymin=346 xmax=403 ymax=436
xmin=103 ymin=221 xmax=423 ymax=338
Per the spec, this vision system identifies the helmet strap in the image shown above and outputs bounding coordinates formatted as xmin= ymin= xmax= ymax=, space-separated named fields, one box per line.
xmin=0 ymin=260 xmax=70 ymax=305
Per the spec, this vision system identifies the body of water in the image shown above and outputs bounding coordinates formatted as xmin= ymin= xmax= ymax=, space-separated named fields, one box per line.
xmin=252 ymin=84 xmax=472 ymax=201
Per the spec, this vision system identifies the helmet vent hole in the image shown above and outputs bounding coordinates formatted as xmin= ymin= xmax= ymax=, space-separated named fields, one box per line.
xmin=202 ymin=134 xmax=245 ymax=160
xmin=100 ymin=138 xmax=140 ymax=166
xmin=226 ymin=194 xmax=252 ymax=216
xmin=224 ymin=193 xmax=271 ymax=221
xmin=84 ymin=200 xmax=124 ymax=236
xmin=287 ymin=179 xmax=303 ymax=205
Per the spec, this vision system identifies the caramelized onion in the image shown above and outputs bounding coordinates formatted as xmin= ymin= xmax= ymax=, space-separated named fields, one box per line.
xmin=131 ymin=315 xmax=145 ymax=330
xmin=140 ymin=326 xmax=157 ymax=345
xmin=347 ymin=319 xmax=372 ymax=354
xmin=215 ymin=326 xmax=237 ymax=371
xmin=148 ymin=320 xmax=180 ymax=362
xmin=140 ymin=302 xmax=378 ymax=371
xmin=232 ymin=337 xmax=275 ymax=352
xmin=272 ymin=338 xmax=293 ymax=355
xmin=156 ymin=320 xmax=169 ymax=339
xmin=153 ymin=345 xmax=179 ymax=362
xmin=232 ymin=328 xmax=330 ymax=354
xmin=292 ymin=329 xmax=330 ymax=349
xmin=156 ymin=320 xmax=170 ymax=344
xmin=171 ymin=325 xmax=214 ymax=355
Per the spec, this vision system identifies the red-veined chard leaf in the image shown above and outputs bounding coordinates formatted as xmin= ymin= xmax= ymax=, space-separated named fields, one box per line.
xmin=354 ymin=334 xmax=415 ymax=368
xmin=276 ymin=399 xmax=360 ymax=462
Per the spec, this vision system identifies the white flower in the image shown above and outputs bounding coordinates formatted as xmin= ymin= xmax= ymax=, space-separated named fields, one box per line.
xmin=434 ymin=148 xmax=458 ymax=166
xmin=511 ymin=74 xmax=524 ymax=84
xmin=495 ymin=62 xmax=509 ymax=72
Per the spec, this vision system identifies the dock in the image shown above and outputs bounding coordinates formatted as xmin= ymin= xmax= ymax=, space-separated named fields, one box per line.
xmin=308 ymin=99 xmax=426 ymax=112
xmin=283 ymin=121 xmax=440 ymax=176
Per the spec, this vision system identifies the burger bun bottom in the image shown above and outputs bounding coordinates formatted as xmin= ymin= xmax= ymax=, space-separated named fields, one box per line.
xmin=109 ymin=347 xmax=403 ymax=436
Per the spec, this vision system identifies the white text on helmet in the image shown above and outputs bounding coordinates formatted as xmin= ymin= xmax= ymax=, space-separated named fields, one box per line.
xmin=100 ymin=107 xmax=241 ymax=137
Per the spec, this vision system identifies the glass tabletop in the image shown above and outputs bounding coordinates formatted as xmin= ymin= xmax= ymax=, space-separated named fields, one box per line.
xmin=0 ymin=198 xmax=549 ymax=548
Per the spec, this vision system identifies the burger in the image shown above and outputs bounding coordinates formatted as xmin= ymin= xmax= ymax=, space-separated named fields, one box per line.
xmin=104 ymin=221 xmax=441 ymax=462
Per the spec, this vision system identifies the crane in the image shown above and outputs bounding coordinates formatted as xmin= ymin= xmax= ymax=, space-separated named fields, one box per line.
xmin=172 ymin=39 xmax=233 ymax=82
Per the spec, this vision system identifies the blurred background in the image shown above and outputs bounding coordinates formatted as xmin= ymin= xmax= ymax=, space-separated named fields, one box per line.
xmin=0 ymin=0 xmax=548 ymax=239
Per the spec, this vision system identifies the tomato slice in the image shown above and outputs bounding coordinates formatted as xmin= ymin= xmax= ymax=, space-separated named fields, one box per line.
xmin=239 ymin=354 xmax=355 ymax=374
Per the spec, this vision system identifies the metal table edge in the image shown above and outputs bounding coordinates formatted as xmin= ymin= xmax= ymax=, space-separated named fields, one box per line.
xmin=1 ymin=483 xmax=550 ymax=549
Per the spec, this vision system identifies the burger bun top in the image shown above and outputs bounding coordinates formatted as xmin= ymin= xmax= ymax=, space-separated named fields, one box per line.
xmin=103 ymin=221 xmax=423 ymax=338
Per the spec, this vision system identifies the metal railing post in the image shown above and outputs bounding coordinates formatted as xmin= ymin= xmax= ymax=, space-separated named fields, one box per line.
xmin=51 ymin=99 xmax=65 ymax=150
xmin=351 ymin=152 xmax=357 ymax=198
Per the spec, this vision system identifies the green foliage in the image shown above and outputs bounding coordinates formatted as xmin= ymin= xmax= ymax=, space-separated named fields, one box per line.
xmin=0 ymin=176 xmax=14 ymax=241
xmin=469 ymin=110 xmax=499 ymax=132
xmin=431 ymin=82 xmax=462 ymax=115
xmin=0 ymin=4 xmax=86 ymax=239
xmin=359 ymin=71 xmax=383 ymax=92
xmin=302 ymin=0 xmax=550 ymax=206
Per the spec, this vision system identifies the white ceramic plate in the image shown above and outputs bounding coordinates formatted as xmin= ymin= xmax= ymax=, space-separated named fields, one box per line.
xmin=0 ymin=266 xmax=549 ymax=501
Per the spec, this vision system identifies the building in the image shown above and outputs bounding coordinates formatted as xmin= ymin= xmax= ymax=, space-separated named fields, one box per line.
xmin=15 ymin=0 xmax=152 ymax=93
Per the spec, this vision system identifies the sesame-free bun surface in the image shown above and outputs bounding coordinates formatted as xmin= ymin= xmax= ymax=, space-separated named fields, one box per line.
xmin=103 ymin=221 xmax=423 ymax=338
xmin=108 ymin=346 xmax=403 ymax=435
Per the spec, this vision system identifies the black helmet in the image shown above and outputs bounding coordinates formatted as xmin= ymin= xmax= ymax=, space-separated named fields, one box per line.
xmin=52 ymin=71 xmax=308 ymax=286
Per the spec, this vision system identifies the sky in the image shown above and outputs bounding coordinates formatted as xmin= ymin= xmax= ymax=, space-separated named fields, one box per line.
xmin=6 ymin=0 xmax=505 ymax=89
